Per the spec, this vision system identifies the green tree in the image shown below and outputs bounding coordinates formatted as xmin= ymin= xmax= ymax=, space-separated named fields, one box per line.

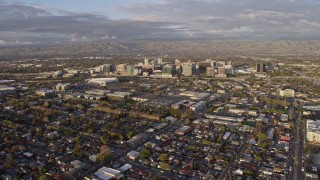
xmin=160 ymin=162 xmax=170 ymax=171
xmin=202 ymin=140 xmax=211 ymax=146
xmin=255 ymin=155 xmax=262 ymax=162
xmin=38 ymin=176 xmax=48 ymax=180
xmin=126 ymin=131 xmax=133 ymax=139
xmin=160 ymin=153 xmax=168 ymax=162
xmin=96 ymin=152 xmax=114 ymax=164
xmin=257 ymin=133 xmax=267 ymax=140
xmin=99 ymin=136 xmax=108 ymax=144
xmin=140 ymin=149 xmax=150 ymax=159
xmin=72 ymin=144 xmax=84 ymax=158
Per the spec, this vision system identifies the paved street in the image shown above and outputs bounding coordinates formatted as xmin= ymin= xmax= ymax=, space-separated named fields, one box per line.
xmin=287 ymin=104 xmax=305 ymax=180
xmin=218 ymin=136 xmax=250 ymax=180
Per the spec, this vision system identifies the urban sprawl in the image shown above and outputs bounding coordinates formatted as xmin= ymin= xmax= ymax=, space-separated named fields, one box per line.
xmin=1 ymin=57 xmax=320 ymax=180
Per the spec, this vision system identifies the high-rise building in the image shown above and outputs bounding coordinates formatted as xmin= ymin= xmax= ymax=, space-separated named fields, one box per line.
xmin=175 ymin=59 xmax=181 ymax=66
xmin=216 ymin=61 xmax=226 ymax=68
xmin=156 ymin=58 xmax=163 ymax=65
xmin=162 ymin=65 xmax=175 ymax=75
xmin=182 ymin=63 xmax=196 ymax=76
xmin=144 ymin=58 xmax=150 ymax=67
xmin=126 ymin=65 xmax=135 ymax=76
xmin=198 ymin=61 xmax=211 ymax=74
xmin=116 ymin=64 xmax=126 ymax=74
xmin=256 ymin=64 xmax=266 ymax=73
xmin=206 ymin=67 xmax=215 ymax=77
xmin=216 ymin=67 xmax=227 ymax=78
xmin=98 ymin=64 xmax=112 ymax=73
xmin=224 ymin=65 xmax=234 ymax=75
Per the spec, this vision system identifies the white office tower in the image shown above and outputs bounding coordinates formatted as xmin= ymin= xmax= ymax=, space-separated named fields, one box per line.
xmin=182 ymin=62 xmax=196 ymax=76
xmin=157 ymin=58 xmax=163 ymax=65
xmin=144 ymin=58 xmax=149 ymax=67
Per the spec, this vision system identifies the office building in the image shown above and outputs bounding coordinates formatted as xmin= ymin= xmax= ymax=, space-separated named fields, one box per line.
xmin=156 ymin=58 xmax=163 ymax=65
xmin=198 ymin=61 xmax=211 ymax=74
xmin=144 ymin=58 xmax=150 ymax=67
xmin=116 ymin=64 xmax=126 ymax=74
xmin=224 ymin=65 xmax=234 ymax=75
xmin=216 ymin=67 xmax=227 ymax=78
xmin=97 ymin=64 xmax=112 ymax=73
xmin=182 ymin=62 xmax=196 ymax=76
xmin=213 ymin=61 xmax=226 ymax=68
xmin=206 ymin=67 xmax=215 ymax=77
xmin=175 ymin=59 xmax=181 ymax=66
xmin=162 ymin=65 xmax=175 ymax=76
xmin=126 ymin=65 xmax=135 ymax=76
xmin=256 ymin=64 xmax=266 ymax=73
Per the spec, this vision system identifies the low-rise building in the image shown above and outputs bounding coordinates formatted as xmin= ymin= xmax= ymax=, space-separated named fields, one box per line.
xmin=307 ymin=120 xmax=320 ymax=143
xmin=175 ymin=126 xmax=191 ymax=135
xmin=107 ymin=91 xmax=132 ymax=101
xmin=276 ymin=89 xmax=295 ymax=97
xmin=93 ymin=167 xmax=123 ymax=180
xmin=35 ymin=89 xmax=55 ymax=97
xmin=190 ymin=101 xmax=207 ymax=111
xmin=0 ymin=85 xmax=15 ymax=96
xmin=55 ymin=83 xmax=72 ymax=92
xmin=87 ymin=78 xmax=119 ymax=86
xmin=127 ymin=150 xmax=140 ymax=160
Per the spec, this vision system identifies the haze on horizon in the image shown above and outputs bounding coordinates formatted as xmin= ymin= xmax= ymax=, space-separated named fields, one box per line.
xmin=1 ymin=0 xmax=320 ymax=46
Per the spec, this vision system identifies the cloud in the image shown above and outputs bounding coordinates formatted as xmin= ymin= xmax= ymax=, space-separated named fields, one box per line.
xmin=0 ymin=39 xmax=33 ymax=45
xmin=1 ymin=0 xmax=320 ymax=46
xmin=238 ymin=9 xmax=305 ymax=20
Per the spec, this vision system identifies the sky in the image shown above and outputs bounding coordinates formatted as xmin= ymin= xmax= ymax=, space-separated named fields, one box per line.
xmin=1 ymin=0 xmax=320 ymax=46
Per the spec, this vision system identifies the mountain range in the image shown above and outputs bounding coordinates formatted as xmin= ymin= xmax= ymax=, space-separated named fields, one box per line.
xmin=1 ymin=40 xmax=320 ymax=59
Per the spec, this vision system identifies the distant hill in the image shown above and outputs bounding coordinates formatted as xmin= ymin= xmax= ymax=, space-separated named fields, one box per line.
xmin=1 ymin=40 xmax=320 ymax=59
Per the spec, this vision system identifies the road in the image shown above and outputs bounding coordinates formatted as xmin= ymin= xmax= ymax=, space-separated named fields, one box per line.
xmin=218 ymin=135 xmax=251 ymax=180
xmin=286 ymin=104 xmax=305 ymax=180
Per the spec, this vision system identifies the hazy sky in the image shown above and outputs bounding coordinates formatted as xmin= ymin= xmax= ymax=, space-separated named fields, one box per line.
xmin=1 ymin=0 xmax=320 ymax=45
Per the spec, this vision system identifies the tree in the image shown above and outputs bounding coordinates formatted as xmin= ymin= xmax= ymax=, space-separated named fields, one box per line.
xmin=70 ymin=116 xmax=76 ymax=125
xmin=126 ymin=131 xmax=133 ymax=139
xmin=160 ymin=153 xmax=168 ymax=162
xmin=99 ymin=136 xmax=108 ymax=144
xmin=72 ymin=144 xmax=84 ymax=158
xmin=3 ymin=157 xmax=16 ymax=169
xmin=160 ymin=162 xmax=170 ymax=171
xmin=184 ymin=119 xmax=191 ymax=125
xmin=38 ymin=167 xmax=46 ymax=176
xmin=140 ymin=149 xmax=150 ymax=159
xmin=87 ymin=123 xmax=94 ymax=133
xmin=96 ymin=152 xmax=113 ymax=164
xmin=43 ymin=101 xmax=50 ymax=108
xmin=202 ymin=140 xmax=211 ymax=146
xmin=38 ymin=176 xmax=48 ymax=180
xmin=257 ymin=133 xmax=267 ymax=141
xmin=255 ymin=155 xmax=262 ymax=162
xmin=118 ymin=134 xmax=124 ymax=140
xmin=100 ymin=145 xmax=111 ymax=154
